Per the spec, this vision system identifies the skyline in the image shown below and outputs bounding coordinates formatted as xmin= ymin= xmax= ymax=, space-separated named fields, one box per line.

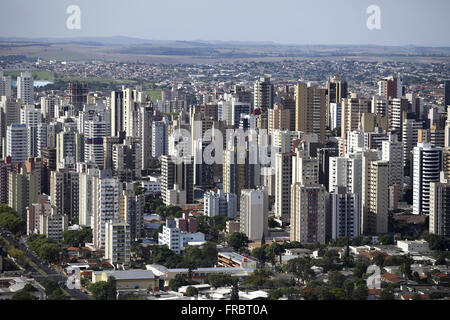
xmin=0 ymin=0 xmax=450 ymax=47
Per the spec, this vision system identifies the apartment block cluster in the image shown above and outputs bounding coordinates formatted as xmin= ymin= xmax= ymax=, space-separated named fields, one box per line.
xmin=0 ymin=69 xmax=449 ymax=269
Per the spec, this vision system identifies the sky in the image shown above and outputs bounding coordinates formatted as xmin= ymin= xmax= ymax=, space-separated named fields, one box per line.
xmin=0 ymin=0 xmax=449 ymax=46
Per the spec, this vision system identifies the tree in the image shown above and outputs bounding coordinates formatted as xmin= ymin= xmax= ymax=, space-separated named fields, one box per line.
xmin=62 ymin=228 xmax=92 ymax=247
xmin=343 ymin=280 xmax=354 ymax=300
xmin=207 ymin=274 xmax=233 ymax=288
xmin=186 ymin=286 xmax=199 ymax=297
xmin=201 ymin=242 xmax=218 ymax=267
xmin=353 ymin=261 xmax=369 ymax=279
xmin=268 ymin=217 xmax=280 ymax=228
xmin=38 ymin=243 xmax=61 ymax=263
xmin=352 ymin=285 xmax=368 ymax=300
xmin=11 ymin=290 xmax=38 ymax=300
xmin=379 ymin=288 xmax=395 ymax=300
xmin=169 ymin=274 xmax=189 ymax=291
xmin=88 ymin=281 xmax=110 ymax=300
xmin=151 ymin=245 xmax=181 ymax=268
xmin=48 ymin=288 xmax=67 ymax=300
xmin=328 ymin=271 xmax=345 ymax=289
xmin=400 ymin=255 xmax=413 ymax=279
xmin=251 ymin=247 xmax=268 ymax=264
xmin=87 ymin=276 xmax=116 ymax=300
xmin=286 ymin=257 xmax=315 ymax=283
xmin=374 ymin=253 xmax=385 ymax=267
xmin=0 ymin=206 xmax=26 ymax=235
xmin=378 ymin=234 xmax=394 ymax=245
xmin=156 ymin=206 xmax=183 ymax=220
xmin=226 ymin=232 xmax=248 ymax=252
xmin=42 ymin=280 xmax=59 ymax=296
xmin=230 ymin=279 xmax=239 ymax=301
xmin=106 ymin=276 xmax=117 ymax=300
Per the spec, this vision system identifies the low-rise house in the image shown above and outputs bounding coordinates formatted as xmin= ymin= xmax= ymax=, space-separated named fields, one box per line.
xmin=92 ymin=269 xmax=159 ymax=291
xmin=217 ymin=251 xmax=258 ymax=269
xmin=0 ymin=277 xmax=45 ymax=300
xmin=381 ymin=273 xmax=406 ymax=285
xmin=396 ymin=240 xmax=430 ymax=254
xmin=432 ymin=273 xmax=450 ymax=286
xmin=146 ymin=264 xmax=254 ymax=288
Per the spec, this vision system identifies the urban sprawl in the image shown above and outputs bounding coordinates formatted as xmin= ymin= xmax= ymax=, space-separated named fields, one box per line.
xmin=0 ymin=56 xmax=449 ymax=301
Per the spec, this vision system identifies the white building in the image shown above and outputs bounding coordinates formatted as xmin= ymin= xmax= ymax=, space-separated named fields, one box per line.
xmin=158 ymin=220 xmax=181 ymax=253
xmin=40 ymin=95 xmax=59 ymax=120
xmin=141 ymin=176 xmax=161 ymax=195
xmin=84 ymin=119 xmax=108 ymax=168
xmin=329 ymin=103 xmax=341 ymax=131
xmin=92 ymin=174 xmax=120 ymax=249
xmin=403 ymin=118 xmax=423 ymax=164
xmin=382 ymin=133 xmax=404 ymax=196
xmin=329 ymin=153 xmax=363 ymax=195
xmin=7 ymin=124 xmax=28 ymax=164
xmin=290 ymin=183 xmax=328 ymax=244
xmin=20 ymin=104 xmax=41 ymax=158
xmin=413 ymin=143 xmax=443 ymax=215
xmin=203 ymin=189 xmax=237 ymax=219
xmin=396 ymin=240 xmax=430 ymax=254
xmin=272 ymin=130 xmax=303 ymax=154
xmin=240 ymin=187 xmax=269 ymax=242
xmin=105 ymin=220 xmax=131 ymax=265
xmin=152 ymin=120 xmax=168 ymax=158
xmin=274 ymin=152 xmax=294 ymax=224
xmin=429 ymin=172 xmax=450 ymax=237
xmin=78 ymin=165 xmax=99 ymax=228
xmin=37 ymin=123 xmax=56 ymax=158
xmin=17 ymin=71 xmax=34 ymax=105
xmin=361 ymin=152 xmax=389 ymax=235
xmin=0 ymin=70 xmax=12 ymax=97
xmin=330 ymin=187 xmax=360 ymax=239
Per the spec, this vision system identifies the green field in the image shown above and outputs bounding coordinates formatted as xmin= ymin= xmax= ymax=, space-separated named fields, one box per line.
xmin=5 ymin=70 xmax=55 ymax=81
xmin=57 ymin=76 xmax=134 ymax=84
xmin=145 ymin=89 xmax=162 ymax=102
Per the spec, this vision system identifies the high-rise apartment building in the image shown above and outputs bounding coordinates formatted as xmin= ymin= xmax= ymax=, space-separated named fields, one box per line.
xmin=254 ymin=75 xmax=274 ymax=112
xmin=17 ymin=72 xmax=34 ymax=105
xmin=7 ymin=124 xmax=28 ymax=164
xmin=274 ymin=152 xmax=295 ymax=224
xmin=105 ymin=220 xmax=131 ymax=265
xmin=92 ymin=172 xmax=120 ymax=249
xmin=429 ymin=172 xmax=450 ymax=237
xmin=152 ymin=120 xmax=168 ymax=158
xmin=413 ymin=143 xmax=443 ymax=215
xmin=0 ymin=71 xmax=12 ymax=97
xmin=290 ymin=183 xmax=327 ymax=244
xmin=20 ymin=104 xmax=41 ymax=158
xmin=203 ymin=189 xmax=237 ymax=219
xmin=361 ymin=151 xmax=389 ymax=235
xmin=382 ymin=134 xmax=404 ymax=196
xmin=67 ymin=82 xmax=88 ymax=110
xmin=161 ymin=155 xmax=194 ymax=206
xmin=326 ymin=75 xmax=348 ymax=127
xmin=240 ymin=188 xmax=269 ymax=242
xmin=295 ymin=83 xmax=326 ymax=143
xmin=330 ymin=186 xmax=360 ymax=239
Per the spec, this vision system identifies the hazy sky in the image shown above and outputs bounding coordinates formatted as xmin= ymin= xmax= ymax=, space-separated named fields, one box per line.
xmin=1 ymin=0 xmax=449 ymax=46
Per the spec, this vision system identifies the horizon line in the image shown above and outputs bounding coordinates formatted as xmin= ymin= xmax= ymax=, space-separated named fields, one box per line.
xmin=0 ymin=35 xmax=449 ymax=49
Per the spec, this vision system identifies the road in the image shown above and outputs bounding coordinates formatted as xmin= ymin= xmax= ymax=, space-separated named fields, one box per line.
xmin=0 ymin=227 xmax=91 ymax=300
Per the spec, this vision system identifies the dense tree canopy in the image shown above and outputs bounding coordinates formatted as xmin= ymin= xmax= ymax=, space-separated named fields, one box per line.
xmin=62 ymin=228 xmax=92 ymax=247
xmin=88 ymin=277 xmax=117 ymax=300
xmin=0 ymin=205 xmax=25 ymax=235
xmin=226 ymin=232 xmax=248 ymax=252
xmin=156 ymin=206 xmax=183 ymax=219
xmin=28 ymin=234 xmax=62 ymax=263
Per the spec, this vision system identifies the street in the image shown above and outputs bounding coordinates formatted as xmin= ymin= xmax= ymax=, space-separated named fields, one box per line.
xmin=0 ymin=227 xmax=91 ymax=300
